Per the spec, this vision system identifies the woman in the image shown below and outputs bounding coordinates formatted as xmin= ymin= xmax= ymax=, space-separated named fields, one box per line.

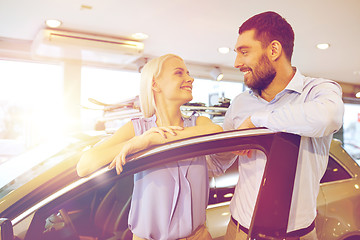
xmin=77 ymin=54 xmax=222 ymax=239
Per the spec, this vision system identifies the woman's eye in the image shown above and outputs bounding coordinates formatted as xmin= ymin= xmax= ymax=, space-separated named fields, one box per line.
xmin=241 ymin=51 xmax=247 ymax=55
xmin=175 ymin=71 xmax=183 ymax=76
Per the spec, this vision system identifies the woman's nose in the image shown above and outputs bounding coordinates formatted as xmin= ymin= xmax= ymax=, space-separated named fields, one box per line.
xmin=187 ymin=76 xmax=194 ymax=83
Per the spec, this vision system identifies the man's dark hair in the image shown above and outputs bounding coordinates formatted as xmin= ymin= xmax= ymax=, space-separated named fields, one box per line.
xmin=239 ymin=11 xmax=295 ymax=61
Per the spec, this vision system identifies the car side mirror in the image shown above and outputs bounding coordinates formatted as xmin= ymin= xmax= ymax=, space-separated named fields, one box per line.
xmin=0 ymin=218 xmax=14 ymax=240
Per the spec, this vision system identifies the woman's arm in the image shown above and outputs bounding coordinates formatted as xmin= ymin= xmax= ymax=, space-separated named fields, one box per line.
xmin=77 ymin=121 xmax=190 ymax=176
xmin=110 ymin=116 xmax=223 ymax=174
xmin=76 ymin=121 xmax=136 ymax=177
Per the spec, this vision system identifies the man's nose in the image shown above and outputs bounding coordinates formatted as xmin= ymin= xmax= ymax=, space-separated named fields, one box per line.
xmin=234 ymin=54 xmax=244 ymax=68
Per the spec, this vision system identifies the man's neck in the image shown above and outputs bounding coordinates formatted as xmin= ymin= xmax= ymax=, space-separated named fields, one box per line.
xmin=260 ymin=65 xmax=295 ymax=102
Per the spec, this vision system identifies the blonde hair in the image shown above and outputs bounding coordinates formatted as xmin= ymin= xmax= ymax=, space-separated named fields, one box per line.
xmin=140 ymin=54 xmax=182 ymax=118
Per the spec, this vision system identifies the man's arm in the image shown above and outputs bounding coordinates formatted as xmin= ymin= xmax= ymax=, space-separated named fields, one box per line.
xmin=250 ymin=81 xmax=344 ymax=137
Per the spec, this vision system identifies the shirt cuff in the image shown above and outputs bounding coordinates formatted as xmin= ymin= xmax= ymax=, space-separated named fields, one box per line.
xmin=251 ymin=111 xmax=269 ymax=128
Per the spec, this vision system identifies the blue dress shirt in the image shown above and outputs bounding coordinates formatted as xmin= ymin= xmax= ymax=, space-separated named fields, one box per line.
xmin=222 ymin=68 xmax=344 ymax=232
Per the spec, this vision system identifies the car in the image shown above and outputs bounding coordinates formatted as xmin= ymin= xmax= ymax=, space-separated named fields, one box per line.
xmin=0 ymin=128 xmax=359 ymax=240
xmin=206 ymin=138 xmax=360 ymax=240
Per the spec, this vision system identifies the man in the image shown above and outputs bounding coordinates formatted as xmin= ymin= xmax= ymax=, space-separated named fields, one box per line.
xmin=218 ymin=11 xmax=344 ymax=240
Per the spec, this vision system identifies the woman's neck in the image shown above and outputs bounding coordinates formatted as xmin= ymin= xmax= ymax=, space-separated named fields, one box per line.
xmin=155 ymin=103 xmax=184 ymax=127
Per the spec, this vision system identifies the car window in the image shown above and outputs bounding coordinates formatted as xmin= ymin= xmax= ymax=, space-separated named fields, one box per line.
xmin=320 ymin=156 xmax=351 ymax=183
xmin=21 ymin=172 xmax=131 ymax=240
xmin=0 ymin=133 xmax=104 ymax=199
xmin=209 ymin=160 xmax=238 ymax=205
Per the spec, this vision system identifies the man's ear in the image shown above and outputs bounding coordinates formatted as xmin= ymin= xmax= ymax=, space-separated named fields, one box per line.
xmin=152 ymin=80 xmax=161 ymax=92
xmin=268 ymin=40 xmax=282 ymax=61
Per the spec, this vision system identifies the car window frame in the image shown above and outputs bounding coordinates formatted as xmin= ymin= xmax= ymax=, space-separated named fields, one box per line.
xmin=4 ymin=128 xmax=301 ymax=240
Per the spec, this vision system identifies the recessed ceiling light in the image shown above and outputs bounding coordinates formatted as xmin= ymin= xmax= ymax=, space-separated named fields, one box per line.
xmin=45 ymin=19 xmax=62 ymax=28
xmin=80 ymin=5 xmax=93 ymax=10
xmin=356 ymin=91 xmax=360 ymax=98
xmin=218 ymin=47 xmax=230 ymax=54
xmin=316 ymin=43 xmax=330 ymax=50
xmin=132 ymin=33 xmax=149 ymax=40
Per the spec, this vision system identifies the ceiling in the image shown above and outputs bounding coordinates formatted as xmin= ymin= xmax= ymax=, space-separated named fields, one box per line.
xmin=0 ymin=0 xmax=360 ymax=86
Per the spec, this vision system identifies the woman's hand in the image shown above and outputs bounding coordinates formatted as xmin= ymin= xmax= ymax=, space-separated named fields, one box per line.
xmin=109 ymin=135 xmax=145 ymax=174
xmin=143 ymin=126 xmax=184 ymax=139
xmin=109 ymin=126 xmax=184 ymax=174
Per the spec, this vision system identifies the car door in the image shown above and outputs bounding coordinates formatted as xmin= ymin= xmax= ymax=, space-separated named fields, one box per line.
xmin=1 ymin=128 xmax=301 ymax=240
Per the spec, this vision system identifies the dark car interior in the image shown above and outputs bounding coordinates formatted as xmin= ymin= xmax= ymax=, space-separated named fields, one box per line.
xmin=19 ymin=159 xmax=239 ymax=240
xmin=22 ymin=173 xmax=134 ymax=240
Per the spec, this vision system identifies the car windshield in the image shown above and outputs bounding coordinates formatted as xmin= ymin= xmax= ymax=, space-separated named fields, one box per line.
xmin=0 ymin=132 xmax=105 ymax=199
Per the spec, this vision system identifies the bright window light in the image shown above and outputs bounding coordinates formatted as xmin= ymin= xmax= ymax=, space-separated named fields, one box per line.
xmin=81 ymin=67 xmax=141 ymax=131
xmin=191 ymin=78 xmax=243 ymax=106
xmin=0 ymin=60 xmax=63 ymax=147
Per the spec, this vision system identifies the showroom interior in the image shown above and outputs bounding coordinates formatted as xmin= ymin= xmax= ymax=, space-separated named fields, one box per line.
xmin=0 ymin=0 xmax=359 ymax=165
xmin=1 ymin=1 xmax=360 ymax=240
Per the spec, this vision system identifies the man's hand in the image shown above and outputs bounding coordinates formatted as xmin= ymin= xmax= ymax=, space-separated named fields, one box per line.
xmin=238 ymin=116 xmax=256 ymax=130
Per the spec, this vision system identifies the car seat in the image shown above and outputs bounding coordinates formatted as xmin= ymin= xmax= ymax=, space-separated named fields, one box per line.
xmin=81 ymin=175 xmax=133 ymax=240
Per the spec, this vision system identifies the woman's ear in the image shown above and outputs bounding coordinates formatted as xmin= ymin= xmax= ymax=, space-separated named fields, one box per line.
xmin=268 ymin=40 xmax=282 ymax=61
xmin=152 ymin=80 xmax=161 ymax=92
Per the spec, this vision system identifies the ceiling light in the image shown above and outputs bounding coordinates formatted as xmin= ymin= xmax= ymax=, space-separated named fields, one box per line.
xmin=210 ymin=67 xmax=224 ymax=81
xmin=316 ymin=43 xmax=330 ymax=50
xmin=45 ymin=19 xmax=62 ymax=28
xmin=218 ymin=47 xmax=230 ymax=54
xmin=132 ymin=32 xmax=149 ymax=40
xmin=80 ymin=5 xmax=93 ymax=10
xmin=356 ymin=91 xmax=360 ymax=98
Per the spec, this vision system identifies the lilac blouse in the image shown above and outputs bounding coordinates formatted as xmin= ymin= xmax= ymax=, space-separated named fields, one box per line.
xmin=128 ymin=114 xmax=209 ymax=240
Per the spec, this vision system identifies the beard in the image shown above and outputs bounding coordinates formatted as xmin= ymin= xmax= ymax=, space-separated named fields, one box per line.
xmin=243 ymin=54 xmax=276 ymax=92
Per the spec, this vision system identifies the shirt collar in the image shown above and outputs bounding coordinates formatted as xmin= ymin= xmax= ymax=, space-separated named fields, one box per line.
xmin=248 ymin=88 xmax=257 ymax=96
xmin=284 ymin=67 xmax=303 ymax=94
